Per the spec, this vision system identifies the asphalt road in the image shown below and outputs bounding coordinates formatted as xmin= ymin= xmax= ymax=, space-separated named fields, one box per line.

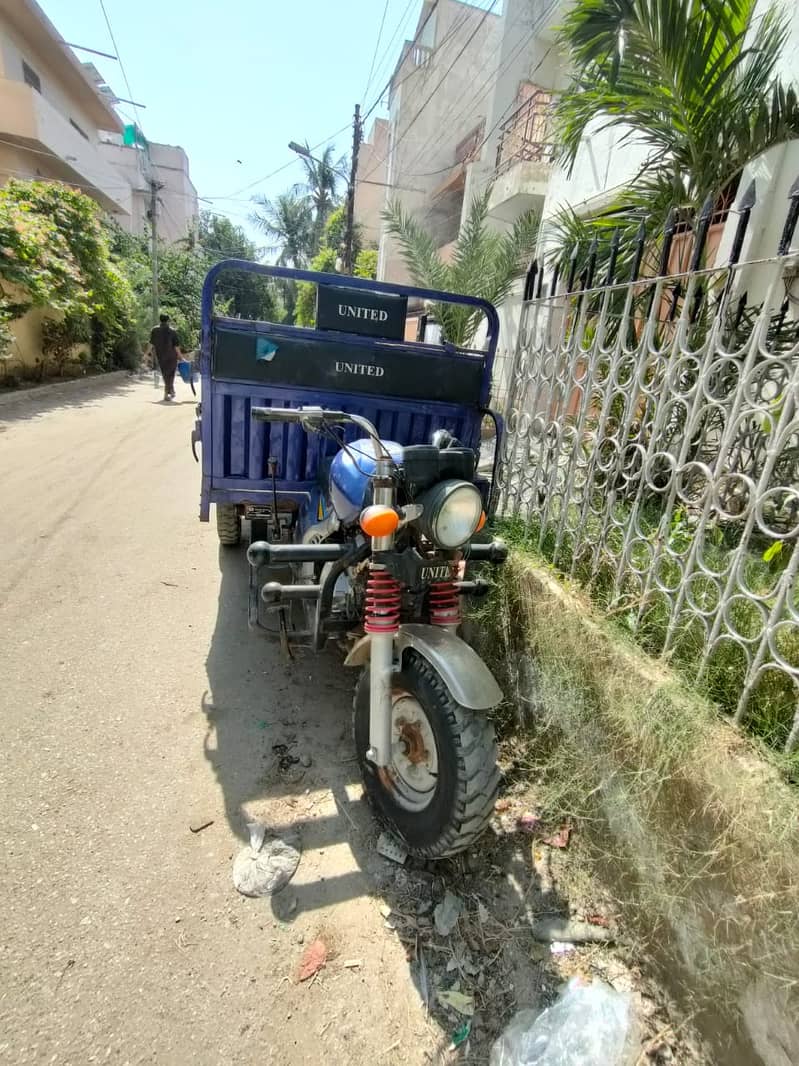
xmin=0 ymin=379 xmax=439 ymax=1065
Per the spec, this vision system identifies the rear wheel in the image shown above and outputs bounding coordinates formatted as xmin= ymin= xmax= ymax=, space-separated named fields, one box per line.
xmin=354 ymin=649 xmax=500 ymax=858
xmin=216 ymin=504 xmax=241 ymax=546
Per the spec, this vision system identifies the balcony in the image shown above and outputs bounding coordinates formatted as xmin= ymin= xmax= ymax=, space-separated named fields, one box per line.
xmin=0 ymin=79 xmax=132 ymax=216
xmin=489 ymin=90 xmax=554 ymax=223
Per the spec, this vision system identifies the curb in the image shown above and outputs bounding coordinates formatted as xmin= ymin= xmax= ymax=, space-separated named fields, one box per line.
xmin=0 ymin=370 xmax=134 ymax=413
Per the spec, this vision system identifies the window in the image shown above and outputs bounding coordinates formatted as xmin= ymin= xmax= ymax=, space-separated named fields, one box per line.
xmin=22 ymin=61 xmax=41 ymax=93
xmin=69 ymin=118 xmax=89 ymax=141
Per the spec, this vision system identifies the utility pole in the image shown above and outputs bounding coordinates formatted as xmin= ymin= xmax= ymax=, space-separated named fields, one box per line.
xmin=343 ymin=103 xmax=361 ymax=275
xmin=148 ymin=179 xmax=162 ymax=387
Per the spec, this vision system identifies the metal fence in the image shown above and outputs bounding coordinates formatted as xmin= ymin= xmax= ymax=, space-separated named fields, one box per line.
xmin=497 ymin=183 xmax=799 ymax=755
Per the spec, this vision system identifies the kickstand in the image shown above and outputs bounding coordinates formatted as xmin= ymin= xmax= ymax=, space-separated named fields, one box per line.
xmin=278 ymin=608 xmax=293 ymax=660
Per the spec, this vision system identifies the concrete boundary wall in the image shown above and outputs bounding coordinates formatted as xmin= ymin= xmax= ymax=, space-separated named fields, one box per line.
xmin=476 ymin=555 xmax=799 ymax=1066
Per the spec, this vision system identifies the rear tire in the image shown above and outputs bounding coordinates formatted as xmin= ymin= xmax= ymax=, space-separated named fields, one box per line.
xmin=354 ymin=649 xmax=500 ymax=858
xmin=216 ymin=504 xmax=241 ymax=546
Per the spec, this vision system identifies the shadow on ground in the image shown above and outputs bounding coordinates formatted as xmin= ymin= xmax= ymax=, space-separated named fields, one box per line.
xmin=0 ymin=373 xmax=139 ymax=425
xmin=203 ymin=532 xmax=569 ymax=1061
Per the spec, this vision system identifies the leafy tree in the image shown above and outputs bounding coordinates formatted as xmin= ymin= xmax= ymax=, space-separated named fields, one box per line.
xmin=294 ymin=247 xmax=338 ymax=327
xmin=549 ymin=0 xmax=799 ymax=268
xmin=197 ymin=212 xmax=279 ymax=321
xmin=294 ymin=144 xmax=346 ymax=253
xmin=293 ymin=211 xmax=377 ymax=328
xmin=250 ymin=191 xmax=314 ymax=267
xmin=354 ymin=249 xmax=378 ymax=280
xmin=382 ymin=189 xmax=539 ymax=345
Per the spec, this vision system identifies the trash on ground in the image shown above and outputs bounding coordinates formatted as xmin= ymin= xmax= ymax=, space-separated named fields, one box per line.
xmin=379 ymin=903 xmax=393 ymax=919
xmin=489 ymin=978 xmax=638 ymax=1065
xmin=531 ymin=918 xmax=614 ymax=944
xmin=188 ymin=818 xmax=214 ymax=834
xmin=377 ymin=831 xmax=408 ymax=865
xmin=516 ymin=812 xmax=543 ymax=834
xmin=297 ymin=937 xmax=327 ymax=982
xmin=438 ymin=988 xmax=475 ymax=1016
xmin=541 ymin=825 xmax=571 ymax=849
xmin=341 ymin=958 xmax=362 ymax=969
xmin=550 ymin=941 xmax=576 ymax=956
xmin=587 ymin=913 xmax=611 ymax=928
xmin=433 ymin=890 xmax=463 ymax=936
xmin=232 ymin=821 xmax=301 ymax=897
xmin=450 ymin=1020 xmax=472 ymax=1049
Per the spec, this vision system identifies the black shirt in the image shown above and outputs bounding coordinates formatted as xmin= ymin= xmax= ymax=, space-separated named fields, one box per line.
xmin=150 ymin=325 xmax=179 ymax=363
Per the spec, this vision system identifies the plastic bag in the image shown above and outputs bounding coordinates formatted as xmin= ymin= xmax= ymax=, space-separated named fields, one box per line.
xmin=490 ymin=979 xmax=639 ymax=1066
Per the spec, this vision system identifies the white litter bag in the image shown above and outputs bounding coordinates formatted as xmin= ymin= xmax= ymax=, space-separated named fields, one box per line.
xmin=490 ymin=978 xmax=639 ymax=1066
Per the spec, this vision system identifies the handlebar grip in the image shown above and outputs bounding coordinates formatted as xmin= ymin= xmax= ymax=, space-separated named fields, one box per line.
xmin=251 ymin=405 xmax=351 ymax=425
xmin=251 ymin=406 xmax=305 ymax=423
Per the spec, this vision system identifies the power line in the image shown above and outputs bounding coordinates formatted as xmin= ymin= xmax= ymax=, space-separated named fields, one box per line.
xmin=363 ymin=0 xmax=418 ymax=107
xmin=97 ymin=0 xmax=142 ymax=128
xmin=387 ymin=0 xmax=559 ymax=183
xmin=209 ymin=122 xmax=352 ymax=201
xmin=362 ymin=0 xmax=391 ymax=105
xmin=403 ymin=28 xmax=555 ymax=180
xmin=362 ymin=0 xmax=500 ymax=183
xmin=361 ymin=0 xmax=443 ymax=124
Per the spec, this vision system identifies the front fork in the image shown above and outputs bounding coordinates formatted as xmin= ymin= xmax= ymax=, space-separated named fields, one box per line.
xmin=364 ymin=456 xmax=400 ymax=768
xmin=364 ymin=457 xmax=465 ymax=768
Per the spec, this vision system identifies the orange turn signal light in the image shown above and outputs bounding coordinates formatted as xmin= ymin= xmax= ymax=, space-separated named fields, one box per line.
xmin=359 ymin=505 xmax=399 ymax=537
xmin=476 ymin=510 xmax=487 ymax=532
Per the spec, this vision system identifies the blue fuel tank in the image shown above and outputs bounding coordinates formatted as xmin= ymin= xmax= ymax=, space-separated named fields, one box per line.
xmin=328 ymin=438 xmax=403 ymax=524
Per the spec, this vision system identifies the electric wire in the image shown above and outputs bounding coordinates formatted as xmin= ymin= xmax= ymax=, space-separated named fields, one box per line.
xmin=362 ymin=0 xmax=391 ymax=105
xmin=360 ymin=0 xmax=500 ymax=184
xmin=97 ymin=0 xmax=142 ymax=128
xmin=398 ymin=2 xmax=556 ymax=178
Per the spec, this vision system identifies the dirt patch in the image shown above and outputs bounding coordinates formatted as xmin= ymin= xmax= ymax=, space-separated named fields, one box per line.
xmin=312 ymin=779 xmax=710 ymax=1064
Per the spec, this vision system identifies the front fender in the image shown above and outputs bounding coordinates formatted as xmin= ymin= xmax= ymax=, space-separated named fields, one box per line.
xmin=344 ymin=624 xmax=502 ymax=710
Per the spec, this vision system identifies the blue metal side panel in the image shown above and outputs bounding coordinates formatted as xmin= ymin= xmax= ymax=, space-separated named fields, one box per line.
xmin=206 ymin=380 xmax=481 ymax=503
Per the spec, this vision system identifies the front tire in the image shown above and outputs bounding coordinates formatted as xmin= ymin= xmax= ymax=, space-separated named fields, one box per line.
xmin=216 ymin=504 xmax=241 ymax=546
xmin=354 ymin=649 xmax=500 ymax=858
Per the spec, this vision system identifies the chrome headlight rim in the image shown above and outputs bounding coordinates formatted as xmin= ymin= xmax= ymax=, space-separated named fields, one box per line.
xmin=416 ymin=479 xmax=483 ymax=549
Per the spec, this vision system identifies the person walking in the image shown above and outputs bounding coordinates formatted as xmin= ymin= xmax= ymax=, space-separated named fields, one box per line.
xmin=149 ymin=313 xmax=181 ymax=401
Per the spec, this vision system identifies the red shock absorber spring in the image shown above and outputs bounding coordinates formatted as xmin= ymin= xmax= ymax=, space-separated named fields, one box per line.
xmin=429 ymin=576 xmax=461 ymax=627
xmin=364 ymin=567 xmax=402 ymax=634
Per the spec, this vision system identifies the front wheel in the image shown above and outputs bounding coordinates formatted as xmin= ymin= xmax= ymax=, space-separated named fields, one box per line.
xmin=354 ymin=649 xmax=500 ymax=858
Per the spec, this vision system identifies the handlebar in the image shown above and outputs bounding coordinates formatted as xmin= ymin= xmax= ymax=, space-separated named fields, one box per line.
xmin=251 ymin=406 xmax=391 ymax=460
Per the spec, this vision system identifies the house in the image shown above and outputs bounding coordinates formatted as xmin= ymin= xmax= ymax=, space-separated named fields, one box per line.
xmin=99 ymin=134 xmax=198 ymax=246
xmin=375 ymin=0 xmax=503 ymax=285
xmin=0 ymin=0 xmax=197 ymax=243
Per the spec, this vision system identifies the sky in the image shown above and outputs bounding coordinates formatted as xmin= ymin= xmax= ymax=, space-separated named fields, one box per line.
xmin=40 ymin=0 xmax=425 ymax=243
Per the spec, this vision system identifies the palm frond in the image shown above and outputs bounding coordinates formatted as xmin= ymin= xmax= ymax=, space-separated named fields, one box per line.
xmin=383 ymin=193 xmax=539 ymax=346
xmin=381 ymin=200 xmax=450 ymax=292
xmin=554 ymin=0 xmax=791 ymax=206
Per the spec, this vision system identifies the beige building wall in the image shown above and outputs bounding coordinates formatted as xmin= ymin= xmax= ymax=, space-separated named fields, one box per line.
xmin=0 ymin=0 xmax=131 ymax=218
xmin=355 ymin=118 xmax=389 ymax=248
xmin=377 ymin=0 xmax=502 ymax=285
xmin=100 ymin=139 xmax=199 ymax=244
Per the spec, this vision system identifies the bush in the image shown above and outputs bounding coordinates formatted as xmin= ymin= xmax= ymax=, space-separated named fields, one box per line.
xmin=0 ymin=180 xmax=138 ymax=371
xmin=40 ymin=313 xmax=91 ymax=378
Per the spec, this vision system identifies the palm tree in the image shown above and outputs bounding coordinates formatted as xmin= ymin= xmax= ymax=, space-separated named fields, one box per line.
xmin=382 ymin=189 xmax=539 ymax=346
xmin=250 ymin=191 xmax=314 ymax=267
xmin=294 ymin=144 xmax=346 ymax=254
xmin=550 ymin=0 xmax=799 ymax=269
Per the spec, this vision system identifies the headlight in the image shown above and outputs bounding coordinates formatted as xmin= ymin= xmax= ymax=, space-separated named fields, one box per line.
xmin=416 ymin=480 xmax=483 ymax=549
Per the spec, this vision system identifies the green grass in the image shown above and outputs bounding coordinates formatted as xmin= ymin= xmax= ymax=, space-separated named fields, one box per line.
xmin=492 ymin=509 xmax=799 ymax=779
